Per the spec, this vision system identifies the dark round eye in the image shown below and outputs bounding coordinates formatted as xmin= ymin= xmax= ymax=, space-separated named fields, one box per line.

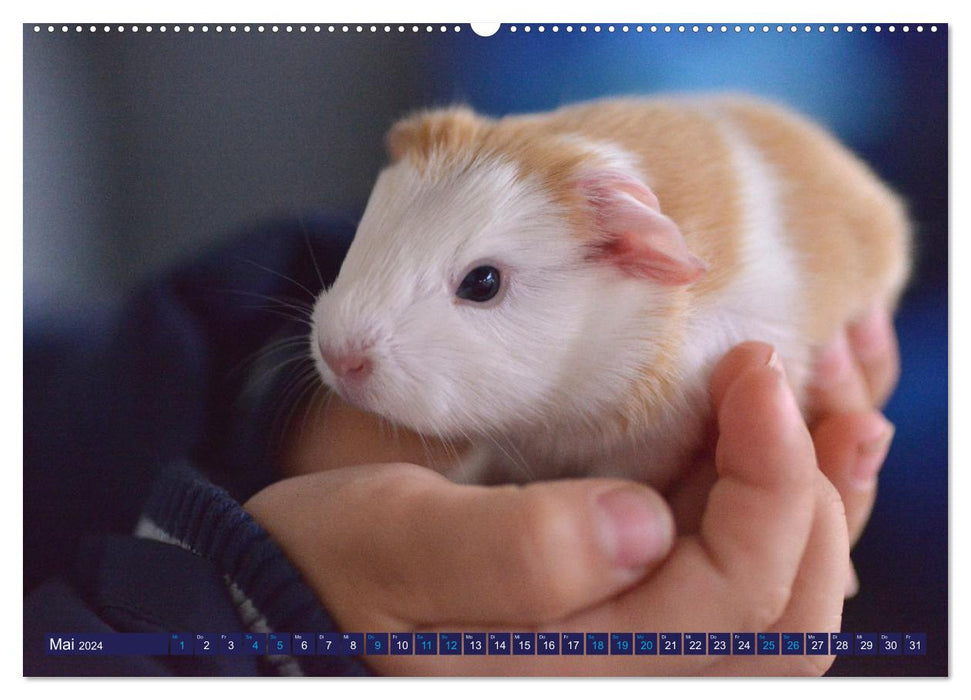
xmin=456 ymin=265 xmax=501 ymax=303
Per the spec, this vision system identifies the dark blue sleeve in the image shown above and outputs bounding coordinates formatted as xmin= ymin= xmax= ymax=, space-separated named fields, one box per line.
xmin=24 ymin=539 xmax=261 ymax=676
xmin=25 ymin=462 xmax=370 ymax=676
xmin=24 ymin=214 xmax=370 ymax=676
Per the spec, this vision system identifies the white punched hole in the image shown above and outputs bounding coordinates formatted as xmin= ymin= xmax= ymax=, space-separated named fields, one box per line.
xmin=471 ymin=23 xmax=500 ymax=37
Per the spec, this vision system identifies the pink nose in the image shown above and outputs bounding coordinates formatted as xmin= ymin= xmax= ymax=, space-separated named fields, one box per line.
xmin=322 ymin=349 xmax=373 ymax=381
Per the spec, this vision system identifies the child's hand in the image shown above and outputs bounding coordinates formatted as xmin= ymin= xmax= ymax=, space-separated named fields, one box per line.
xmin=806 ymin=306 xmax=899 ymax=593
xmin=246 ymin=342 xmax=857 ymax=675
xmin=667 ymin=307 xmax=898 ymax=594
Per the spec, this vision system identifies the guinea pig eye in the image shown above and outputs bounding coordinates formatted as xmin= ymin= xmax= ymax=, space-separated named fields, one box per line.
xmin=456 ymin=265 xmax=501 ymax=303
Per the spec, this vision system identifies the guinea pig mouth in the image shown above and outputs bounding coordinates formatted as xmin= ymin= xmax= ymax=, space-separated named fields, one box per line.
xmin=329 ymin=377 xmax=376 ymax=412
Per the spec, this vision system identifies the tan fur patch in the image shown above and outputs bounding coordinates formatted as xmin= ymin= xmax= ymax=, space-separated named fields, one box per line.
xmin=387 ymin=99 xmax=744 ymax=297
xmin=719 ymin=98 xmax=911 ymax=342
xmin=386 ymin=106 xmax=490 ymax=167
xmin=385 ymin=96 xmax=911 ymax=434
xmin=385 ymin=99 xmax=747 ymax=430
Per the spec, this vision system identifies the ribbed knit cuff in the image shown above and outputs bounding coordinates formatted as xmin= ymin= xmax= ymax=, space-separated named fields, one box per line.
xmin=136 ymin=460 xmax=370 ymax=676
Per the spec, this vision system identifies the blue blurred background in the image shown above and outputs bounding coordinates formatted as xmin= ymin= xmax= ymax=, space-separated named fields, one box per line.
xmin=23 ymin=23 xmax=947 ymax=675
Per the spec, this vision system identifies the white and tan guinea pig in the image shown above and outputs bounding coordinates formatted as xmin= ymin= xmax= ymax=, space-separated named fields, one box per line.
xmin=309 ymin=95 xmax=910 ymax=489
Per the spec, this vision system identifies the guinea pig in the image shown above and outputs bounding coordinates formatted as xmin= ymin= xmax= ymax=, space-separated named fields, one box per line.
xmin=309 ymin=95 xmax=910 ymax=489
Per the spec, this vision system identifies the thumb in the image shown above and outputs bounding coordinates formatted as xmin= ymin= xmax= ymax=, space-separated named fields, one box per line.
xmin=246 ymin=463 xmax=675 ymax=629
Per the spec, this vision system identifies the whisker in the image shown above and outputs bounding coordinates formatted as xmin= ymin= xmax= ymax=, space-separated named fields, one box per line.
xmin=294 ymin=381 xmax=329 ymax=443
xmin=266 ymin=311 xmax=315 ymax=328
xmin=440 ymin=430 xmax=465 ymax=475
xmin=239 ymin=306 xmax=315 ymax=329
xmin=481 ymin=425 xmax=533 ymax=484
xmin=236 ymin=300 xmax=312 ymax=317
xmin=271 ymin=368 xmax=324 ymax=446
xmin=223 ymin=288 xmax=315 ymax=313
xmin=414 ymin=428 xmax=435 ymax=471
xmin=234 ymin=257 xmax=319 ymax=301
xmin=229 ymin=334 xmax=311 ymax=382
xmin=298 ymin=215 xmax=327 ymax=292
xmin=219 ymin=289 xmax=316 ymax=329
xmin=499 ymin=430 xmax=533 ymax=482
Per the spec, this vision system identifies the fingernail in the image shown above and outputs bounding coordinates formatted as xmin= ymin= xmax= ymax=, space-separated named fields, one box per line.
xmin=853 ymin=417 xmax=895 ymax=488
xmin=811 ymin=333 xmax=852 ymax=388
xmin=597 ymin=487 xmax=672 ymax=571
xmin=766 ymin=349 xmax=787 ymax=379
xmin=849 ymin=306 xmax=892 ymax=361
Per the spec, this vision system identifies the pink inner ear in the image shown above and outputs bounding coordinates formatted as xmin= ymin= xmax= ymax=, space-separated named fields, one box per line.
xmin=579 ymin=169 xmax=708 ymax=286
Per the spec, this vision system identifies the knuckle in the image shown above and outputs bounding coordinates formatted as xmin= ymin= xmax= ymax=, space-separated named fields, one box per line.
xmin=366 ymin=465 xmax=443 ymax=515
xmin=876 ymin=364 xmax=901 ymax=405
xmin=818 ymin=476 xmax=851 ymax=537
xmin=510 ymin=490 xmax=583 ymax=621
xmin=737 ymin=581 xmax=792 ymax=632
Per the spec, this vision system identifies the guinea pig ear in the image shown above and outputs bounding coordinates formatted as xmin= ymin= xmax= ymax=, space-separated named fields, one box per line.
xmin=386 ymin=106 xmax=489 ymax=162
xmin=578 ymin=168 xmax=708 ymax=286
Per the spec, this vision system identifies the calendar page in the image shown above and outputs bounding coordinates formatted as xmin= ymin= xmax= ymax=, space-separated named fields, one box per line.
xmin=23 ymin=19 xmax=948 ymax=679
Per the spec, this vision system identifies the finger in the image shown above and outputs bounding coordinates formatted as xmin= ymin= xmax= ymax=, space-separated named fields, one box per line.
xmin=281 ymin=390 xmax=463 ymax=477
xmin=709 ymin=340 xmax=779 ymax=408
xmin=602 ymin=343 xmax=819 ymax=639
xmin=665 ymin=455 xmax=718 ymax=534
xmin=697 ymin=343 xmax=817 ymax=625
xmin=376 ymin=342 xmax=826 ymax=677
xmin=766 ymin=474 xmax=849 ymax=671
xmin=707 ymin=472 xmax=850 ymax=676
xmin=246 ymin=463 xmax=675 ymax=630
xmin=813 ymin=411 xmax=892 ymax=600
xmin=667 ymin=338 xmax=809 ymax=535
xmin=805 ymin=330 xmax=873 ymax=418
xmin=812 ymin=411 xmax=894 ymax=546
xmin=848 ymin=306 xmax=901 ymax=407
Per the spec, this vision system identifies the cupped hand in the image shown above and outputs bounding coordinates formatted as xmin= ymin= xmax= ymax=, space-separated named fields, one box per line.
xmin=668 ymin=306 xmax=899 ymax=595
xmin=246 ymin=342 xmax=853 ymax=675
xmin=805 ymin=306 xmax=899 ymax=594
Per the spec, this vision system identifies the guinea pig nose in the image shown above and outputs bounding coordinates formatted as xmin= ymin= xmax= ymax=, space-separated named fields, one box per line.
xmin=322 ymin=348 xmax=373 ymax=381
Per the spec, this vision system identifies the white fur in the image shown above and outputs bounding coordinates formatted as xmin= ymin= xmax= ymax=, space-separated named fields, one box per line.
xmin=600 ymin=111 xmax=808 ymax=488
xmin=312 ymin=118 xmax=805 ymax=488
xmin=677 ymin=115 xmax=806 ymax=392
xmin=314 ymin=153 xmax=617 ymax=444
xmin=559 ymin=115 xmax=806 ymax=487
xmin=312 ymin=147 xmax=690 ymax=483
